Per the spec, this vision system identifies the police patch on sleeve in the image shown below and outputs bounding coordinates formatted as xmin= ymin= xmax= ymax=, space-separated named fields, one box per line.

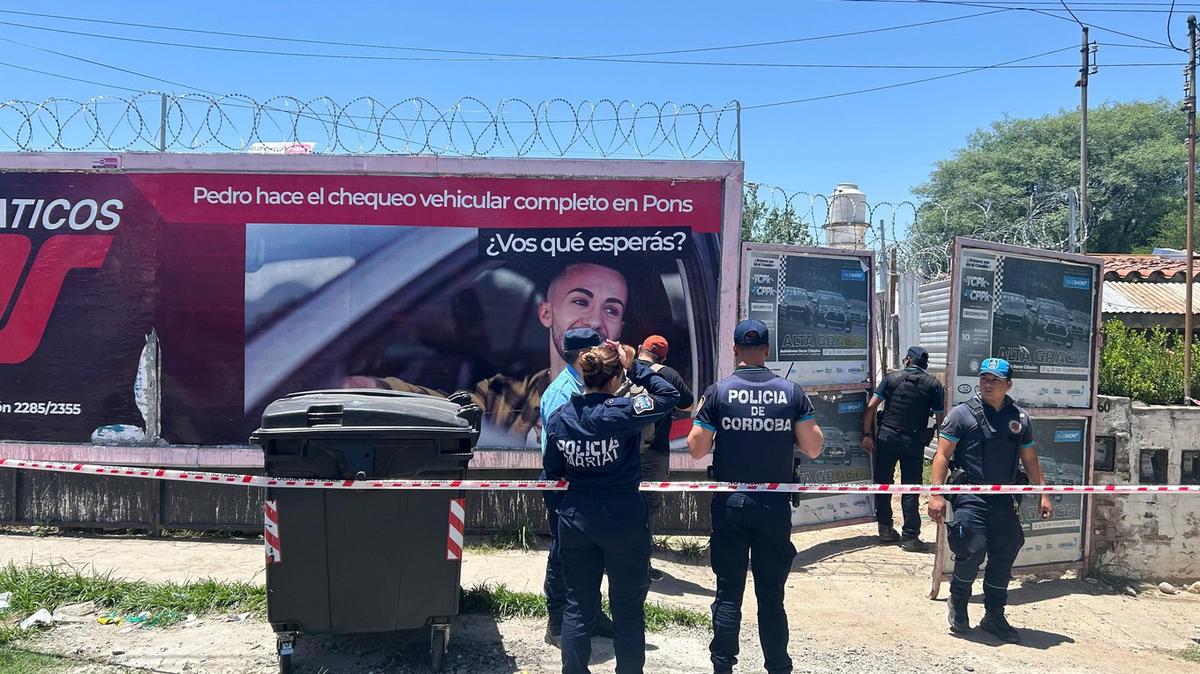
xmin=1008 ymin=419 xmax=1022 ymax=434
xmin=632 ymin=393 xmax=655 ymax=415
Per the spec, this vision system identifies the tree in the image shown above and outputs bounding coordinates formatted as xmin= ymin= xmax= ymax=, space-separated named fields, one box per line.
xmin=741 ymin=183 xmax=815 ymax=246
xmin=911 ymin=99 xmax=1186 ymax=254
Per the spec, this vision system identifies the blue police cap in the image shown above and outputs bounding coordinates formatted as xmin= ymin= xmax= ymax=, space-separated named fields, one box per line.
xmin=733 ymin=319 xmax=770 ymax=346
xmin=979 ymin=357 xmax=1011 ymax=379
xmin=563 ymin=327 xmax=603 ymax=352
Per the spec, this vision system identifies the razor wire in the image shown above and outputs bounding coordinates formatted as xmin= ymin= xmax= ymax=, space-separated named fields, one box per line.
xmin=0 ymin=92 xmax=741 ymax=159
xmin=744 ymin=183 xmax=1090 ymax=280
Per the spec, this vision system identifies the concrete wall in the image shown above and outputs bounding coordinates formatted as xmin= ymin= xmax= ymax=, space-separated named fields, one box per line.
xmin=1092 ymin=395 xmax=1200 ymax=581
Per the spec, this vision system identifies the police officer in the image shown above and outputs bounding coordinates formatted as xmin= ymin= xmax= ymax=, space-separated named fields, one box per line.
xmin=544 ymin=340 xmax=680 ymax=674
xmin=928 ymin=357 xmax=1053 ymax=643
xmin=688 ymin=319 xmax=824 ymax=674
xmin=862 ymin=345 xmax=945 ymax=551
xmin=539 ymin=327 xmax=615 ymax=647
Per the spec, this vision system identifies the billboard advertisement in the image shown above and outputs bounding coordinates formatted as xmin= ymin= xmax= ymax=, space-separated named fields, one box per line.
xmin=0 ymin=161 xmax=736 ymax=458
xmin=941 ymin=416 xmax=1087 ymax=569
xmin=791 ymin=390 xmax=873 ymax=527
xmin=952 ymin=245 xmax=1099 ymax=408
xmin=742 ymin=246 xmax=872 ymax=387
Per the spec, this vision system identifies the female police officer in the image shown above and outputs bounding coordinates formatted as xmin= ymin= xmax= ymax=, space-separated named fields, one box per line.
xmin=543 ymin=340 xmax=680 ymax=674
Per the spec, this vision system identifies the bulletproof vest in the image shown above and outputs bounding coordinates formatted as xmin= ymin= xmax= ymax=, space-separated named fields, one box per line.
xmin=878 ymin=370 xmax=931 ymax=434
xmin=711 ymin=371 xmax=796 ymax=485
xmin=952 ymin=398 xmax=1026 ymax=486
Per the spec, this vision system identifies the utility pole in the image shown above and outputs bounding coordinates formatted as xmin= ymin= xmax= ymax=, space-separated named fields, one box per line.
xmin=1185 ymin=16 xmax=1197 ymax=404
xmin=1077 ymin=27 xmax=1093 ymax=254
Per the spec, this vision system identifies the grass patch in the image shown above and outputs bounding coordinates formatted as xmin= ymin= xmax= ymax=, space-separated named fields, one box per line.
xmin=653 ymin=536 xmax=709 ymax=562
xmin=1178 ymin=645 xmax=1200 ymax=664
xmin=0 ymin=563 xmax=265 ymax=634
xmin=0 ymin=646 xmax=69 ymax=673
xmin=461 ymin=583 xmax=710 ymax=631
xmin=467 ymin=524 xmax=543 ymax=553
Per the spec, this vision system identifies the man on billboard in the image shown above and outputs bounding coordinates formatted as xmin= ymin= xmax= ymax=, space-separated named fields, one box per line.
xmin=344 ymin=261 xmax=628 ymax=445
xmin=928 ymin=357 xmax=1054 ymax=643
xmin=862 ymin=346 xmax=944 ymax=551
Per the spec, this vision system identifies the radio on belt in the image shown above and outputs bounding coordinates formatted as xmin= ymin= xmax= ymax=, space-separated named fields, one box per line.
xmin=250 ymin=388 xmax=480 ymax=674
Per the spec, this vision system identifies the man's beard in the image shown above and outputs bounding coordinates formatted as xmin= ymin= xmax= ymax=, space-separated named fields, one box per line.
xmin=551 ymin=322 xmax=612 ymax=362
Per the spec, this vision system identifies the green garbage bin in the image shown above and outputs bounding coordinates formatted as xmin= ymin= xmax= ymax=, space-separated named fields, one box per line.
xmin=250 ymin=389 xmax=480 ymax=673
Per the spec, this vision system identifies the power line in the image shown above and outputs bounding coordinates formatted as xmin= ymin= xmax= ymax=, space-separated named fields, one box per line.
xmin=740 ymin=44 xmax=1079 ymax=110
xmin=831 ymin=0 xmax=1176 ymax=46
xmin=0 ymin=17 xmax=1178 ymax=70
xmin=0 ymin=7 xmax=1011 ymax=62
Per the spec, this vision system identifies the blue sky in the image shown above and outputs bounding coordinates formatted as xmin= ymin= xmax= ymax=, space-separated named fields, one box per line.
xmin=0 ymin=1 xmax=1193 ymax=207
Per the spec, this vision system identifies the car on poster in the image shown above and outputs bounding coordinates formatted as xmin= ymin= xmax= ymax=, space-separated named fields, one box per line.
xmin=952 ymin=244 xmax=1099 ymax=409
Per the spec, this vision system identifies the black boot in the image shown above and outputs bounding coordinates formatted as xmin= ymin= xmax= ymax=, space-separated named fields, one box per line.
xmin=544 ymin=617 xmax=562 ymax=648
xmin=979 ymin=608 xmax=1021 ymax=643
xmin=877 ymin=524 xmax=901 ymax=543
xmin=947 ymin=594 xmax=970 ymax=634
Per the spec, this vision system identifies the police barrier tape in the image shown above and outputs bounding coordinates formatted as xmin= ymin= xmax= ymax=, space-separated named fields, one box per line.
xmin=1 ymin=457 xmax=1198 ymax=494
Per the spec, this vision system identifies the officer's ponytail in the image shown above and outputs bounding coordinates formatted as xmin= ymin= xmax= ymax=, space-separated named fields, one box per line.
xmin=579 ymin=345 xmax=623 ymax=390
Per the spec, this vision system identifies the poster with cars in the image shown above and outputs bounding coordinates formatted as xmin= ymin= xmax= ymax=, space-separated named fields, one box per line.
xmin=941 ymin=416 xmax=1087 ymax=569
xmin=952 ymin=245 xmax=1099 ymax=408
xmin=0 ymin=159 xmax=737 ymax=461
xmin=791 ymin=390 xmax=874 ymax=528
xmin=742 ymin=245 xmax=872 ymax=387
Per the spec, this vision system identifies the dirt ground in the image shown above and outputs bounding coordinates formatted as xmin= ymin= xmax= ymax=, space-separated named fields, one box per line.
xmin=1 ymin=522 xmax=1198 ymax=674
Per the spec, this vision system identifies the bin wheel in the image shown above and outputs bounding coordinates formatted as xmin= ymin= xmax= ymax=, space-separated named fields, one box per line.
xmin=430 ymin=625 xmax=449 ymax=672
xmin=276 ymin=632 xmax=296 ymax=674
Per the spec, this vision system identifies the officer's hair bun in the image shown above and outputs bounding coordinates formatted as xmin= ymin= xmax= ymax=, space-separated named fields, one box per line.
xmin=579 ymin=346 xmax=623 ymax=388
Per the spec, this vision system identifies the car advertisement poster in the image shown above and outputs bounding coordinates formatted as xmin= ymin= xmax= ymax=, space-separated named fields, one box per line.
xmin=941 ymin=416 xmax=1087 ymax=569
xmin=743 ymin=247 xmax=872 ymax=387
xmin=792 ymin=390 xmax=874 ymax=528
xmin=952 ymin=246 xmax=1098 ymax=408
xmin=0 ymin=168 xmax=729 ymax=454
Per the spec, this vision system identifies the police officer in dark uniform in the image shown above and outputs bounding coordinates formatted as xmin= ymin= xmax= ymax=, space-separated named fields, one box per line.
xmin=544 ymin=340 xmax=680 ymax=674
xmin=863 ymin=345 xmax=945 ymax=551
xmin=688 ymin=320 xmax=824 ymax=674
xmin=928 ymin=357 xmax=1053 ymax=643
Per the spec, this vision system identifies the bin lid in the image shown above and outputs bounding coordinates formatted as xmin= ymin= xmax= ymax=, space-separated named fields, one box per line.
xmin=251 ymin=389 xmax=482 ymax=440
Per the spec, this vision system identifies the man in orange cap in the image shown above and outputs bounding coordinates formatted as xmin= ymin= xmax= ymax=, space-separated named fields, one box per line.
xmin=634 ymin=335 xmax=694 ymax=581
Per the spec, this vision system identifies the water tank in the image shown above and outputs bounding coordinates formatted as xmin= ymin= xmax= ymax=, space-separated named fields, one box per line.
xmin=823 ymin=182 xmax=868 ymax=249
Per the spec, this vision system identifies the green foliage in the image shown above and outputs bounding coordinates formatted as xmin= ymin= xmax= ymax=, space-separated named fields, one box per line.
xmin=1098 ymin=320 xmax=1200 ymax=404
xmin=0 ymin=563 xmax=265 ymax=631
xmin=913 ymin=100 xmax=1187 ymax=253
xmin=742 ymin=184 xmax=815 ymax=246
xmin=0 ymin=647 xmax=70 ymax=672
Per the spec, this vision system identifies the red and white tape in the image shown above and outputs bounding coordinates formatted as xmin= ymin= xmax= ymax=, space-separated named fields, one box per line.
xmin=447 ymin=498 xmax=465 ymax=561
xmin=2 ymin=457 xmax=1198 ymax=494
xmin=263 ymin=500 xmax=282 ymax=564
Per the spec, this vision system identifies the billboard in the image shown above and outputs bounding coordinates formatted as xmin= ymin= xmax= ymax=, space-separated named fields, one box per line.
xmin=742 ymin=246 xmax=872 ymax=387
xmin=0 ymin=158 xmax=740 ymax=459
xmin=941 ymin=416 xmax=1087 ymax=569
xmin=952 ymin=245 xmax=1100 ymax=408
xmin=792 ymin=390 xmax=873 ymax=527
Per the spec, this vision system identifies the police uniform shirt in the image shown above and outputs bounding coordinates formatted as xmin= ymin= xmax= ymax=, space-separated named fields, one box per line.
xmin=695 ymin=365 xmax=814 ymax=504
xmin=940 ymin=395 xmax=1033 ymax=504
xmin=543 ymin=360 xmax=680 ymax=493
xmin=873 ymin=365 xmax=945 ymax=430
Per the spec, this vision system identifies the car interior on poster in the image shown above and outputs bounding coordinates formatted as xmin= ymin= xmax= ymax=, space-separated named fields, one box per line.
xmin=954 ymin=248 xmax=1098 ymax=408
